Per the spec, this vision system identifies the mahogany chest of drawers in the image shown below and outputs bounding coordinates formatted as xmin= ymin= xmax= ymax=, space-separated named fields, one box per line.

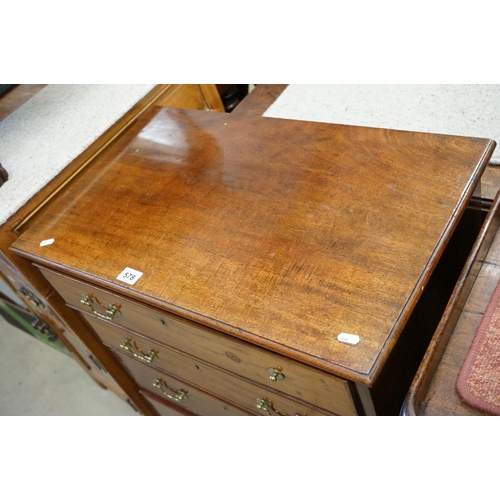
xmin=11 ymin=106 xmax=496 ymax=415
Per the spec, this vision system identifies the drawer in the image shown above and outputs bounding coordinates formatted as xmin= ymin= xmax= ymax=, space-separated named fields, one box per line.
xmin=115 ymin=351 xmax=251 ymax=416
xmin=3 ymin=272 xmax=73 ymax=346
xmin=4 ymin=270 xmax=49 ymax=312
xmin=113 ymin=345 xmax=330 ymax=416
xmin=140 ymin=389 xmax=194 ymax=416
xmin=39 ymin=267 xmax=358 ymax=415
xmin=87 ymin=313 xmax=332 ymax=415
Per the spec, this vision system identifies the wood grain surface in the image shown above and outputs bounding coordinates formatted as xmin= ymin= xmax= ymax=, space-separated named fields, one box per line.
xmin=11 ymin=106 xmax=495 ymax=387
xmin=0 ymin=84 xmax=225 ymax=416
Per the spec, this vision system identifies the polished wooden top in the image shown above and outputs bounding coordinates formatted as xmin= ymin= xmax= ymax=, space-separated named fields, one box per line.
xmin=11 ymin=106 xmax=495 ymax=384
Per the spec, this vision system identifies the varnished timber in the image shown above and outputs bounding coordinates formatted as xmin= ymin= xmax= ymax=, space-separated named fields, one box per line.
xmin=38 ymin=266 xmax=357 ymax=415
xmin=2 ymin=84 xmax=224 ymax=295
xmin=12 ymin=84 xmax=222 ymax=235
xmin=236 ymin=85 xmax=500 ymax=199
xmin=116 ymin=351 xmax=253 ymax=416
xmin=10 ymin=106 xmax=495 ymax=414
xmin=237 ymin=85 xmax=500 ymax=412
xmin=140 ymin=389 xmax=195 ymax=416
xmin=0 ymin=85 xmax=224 ymax=415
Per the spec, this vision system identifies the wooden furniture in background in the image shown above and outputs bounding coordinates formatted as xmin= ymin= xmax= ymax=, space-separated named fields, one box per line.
xmin=156 ymin=84 xmax=224 ymax=112
xmin=235 ymin=85 xmax=500 ymax=202
xmin=402 ymin=191 xmax=500 ymax=415
xmin=0 ymin=84 xmax=224 ymax=414
xmin=10 ymin=106 xmax=495 ymax=415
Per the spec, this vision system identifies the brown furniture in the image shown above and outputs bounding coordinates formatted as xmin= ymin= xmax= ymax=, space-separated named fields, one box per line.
xmin=243 ymin=85 xmax=500 ymax=416
xmin=10 ymin=104 xmax=496 ymax=416
xmin=0 ymin=85 xmax=224 ymax=414
xmin=402 ymin=191 xmax=500 ymax=415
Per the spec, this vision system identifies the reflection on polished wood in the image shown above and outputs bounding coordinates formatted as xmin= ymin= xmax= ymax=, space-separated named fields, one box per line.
xmin=237 ymin=86 xmax=500 ymax=413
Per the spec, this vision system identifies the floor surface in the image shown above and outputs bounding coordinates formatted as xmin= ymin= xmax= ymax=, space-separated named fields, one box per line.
xmin=0 ymin=315 xmax=138 ymax=416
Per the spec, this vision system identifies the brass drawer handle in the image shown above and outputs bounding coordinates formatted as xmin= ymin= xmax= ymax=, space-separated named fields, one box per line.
xmin=120 ymin=337 xmax=159 ymax=364
xmin=256 ymin=397 xmax=296 ymax=416
xmin=19 ymin=286 xmax=44 ymax=308
xmin=267 ymin=367 xmax=285 ymax=382
xmin=153 ymin=378 xmax=188 ymax=401
xmin=81 ymin=293 xmax=121 ymax=321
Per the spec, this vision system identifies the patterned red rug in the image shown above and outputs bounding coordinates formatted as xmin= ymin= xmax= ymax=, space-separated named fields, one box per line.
xmin=456 ymin=278 xmax=500 ymax=415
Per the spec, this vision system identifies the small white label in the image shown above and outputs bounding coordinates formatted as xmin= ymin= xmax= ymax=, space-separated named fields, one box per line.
xmin=40 ymin=238 xmax=54 ymax=247
xmin=116 ymin=267 xmax=143 ymax=285
xmin=338 ymin=332 xmax=360 ymax=345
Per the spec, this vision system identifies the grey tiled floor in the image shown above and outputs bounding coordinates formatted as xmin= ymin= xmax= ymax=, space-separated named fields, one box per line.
xmin=0 ymin=315 xmax=137 ymax=416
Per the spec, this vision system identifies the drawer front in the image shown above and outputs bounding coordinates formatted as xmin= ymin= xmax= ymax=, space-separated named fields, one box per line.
xmin=89 ymin=314 xmax=332 ymax=415
xmin=113 ymin=344 xmax=330 ymax=416
xmin=140 ymin=389 xmax=194 ymax=416
xmin=115 ymin=351 xmax=251 ymax=416
xmin=4 ymin=269 xmax=50 ymax=313
xmin=1 ymin=267 xmax=68 ymax=336
xmin=40 ymin=267 xmax=358 ymax=415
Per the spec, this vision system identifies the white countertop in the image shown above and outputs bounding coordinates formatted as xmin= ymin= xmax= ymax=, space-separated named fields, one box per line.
xmin=265 ymin=84 xmax=500 ymax=164
xmin=0 ymin=84 xmax=155 ymax=225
